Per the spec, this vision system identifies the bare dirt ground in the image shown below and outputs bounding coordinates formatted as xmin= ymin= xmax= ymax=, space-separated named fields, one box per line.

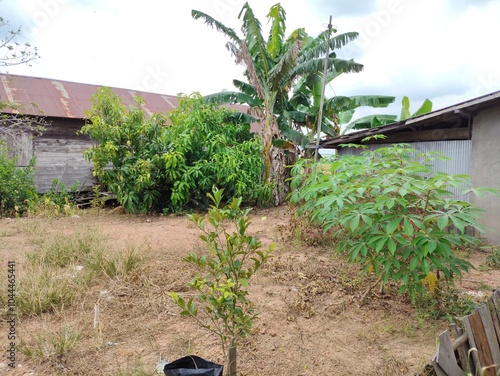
xmin=1 ymin=205 xmax=499 ymax=376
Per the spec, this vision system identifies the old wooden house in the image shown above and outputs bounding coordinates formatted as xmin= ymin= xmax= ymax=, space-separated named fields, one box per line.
xmin=320 ymin=90 xmax=500 ymax=245
xmin=0 ymin=74 xmax=180 ymax=193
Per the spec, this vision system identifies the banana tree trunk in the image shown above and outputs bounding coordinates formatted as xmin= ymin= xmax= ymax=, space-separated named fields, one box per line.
xmin=262 ymin=113 xmax=294 ymax=206
xmin=270 ymin=145 xmax=294 ymax=205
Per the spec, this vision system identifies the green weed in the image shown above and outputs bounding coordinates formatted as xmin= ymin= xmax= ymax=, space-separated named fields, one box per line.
xmin=18 ymin=322 xmax=81 ymax=361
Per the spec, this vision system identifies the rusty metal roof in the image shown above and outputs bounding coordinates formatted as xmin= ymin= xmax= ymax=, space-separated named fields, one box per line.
xmin=0 ymin=73 xmax=180 ymax=118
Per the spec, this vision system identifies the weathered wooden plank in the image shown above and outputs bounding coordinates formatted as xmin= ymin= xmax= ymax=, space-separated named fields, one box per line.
xmin=451 ymin=332 xmax=469 ymax=350
xmin=384 ymin=127 xmax=470 ymax=143
xmin=35 ymin=165 xmax=97 ymax=193
xmin=32 ymin=135 xmax=96 ymax=193
xmin=491 ymin=291 xmax=500 ymax=343
xmin=477 ymin=303 xmax=500 ymax=374
xmin=451 ymin=324 xmax=470 ymax=374
xmin=0 ymin=130 xmax=33 ymax=166
xmin=434 ymin=330 xmax=466 ymax=376
xmin=462 ymin=316 xmax=479 ymax=375
xmin=432 ymin=354 xmax=450 ymax=376
xmin=468 ymin=306 xmax=497 ymax=376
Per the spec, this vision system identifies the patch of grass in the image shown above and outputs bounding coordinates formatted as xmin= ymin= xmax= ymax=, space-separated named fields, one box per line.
xmin=17 ymin=217 xmax=48 ymax=237
xmin=16 ymin=264 xmax=83 ymax=315
xmin=19 ymin=227 xmax=145 ymax=315
xmin=0 ymin=228 xmax=10 ymax=237
xmin=18 ymin=322 xmax=81 ymax=362
xmin=27 ymin=227 xmax=145 ymax=280
xmin=103 ymin=245 xmax=144 ymax=279
xmin=477 ymin=282 xmax=493 ymax=291
xmin=28 ymin=227 xmax=105 ymax=268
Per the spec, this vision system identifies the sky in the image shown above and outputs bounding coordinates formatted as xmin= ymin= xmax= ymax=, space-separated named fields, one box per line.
xmin=1 ymin=0 xmax=500 ymax=120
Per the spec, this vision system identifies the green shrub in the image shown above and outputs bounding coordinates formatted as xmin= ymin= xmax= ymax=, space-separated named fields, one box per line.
xmin=0 ymin=146 xmax=37 ymax=217
xmin=483 ymin=246 xmax=500 ymax=269
xmin=415 ymin=283 xmax=477 ymax=321
xmin=45 ymin=178 xmax=79 ymax=207
xmin=27 ymin=179 xmax=79 ymax=217
xmin=290 ymin=143 xmax=486 ymax=303
xmin=81 ymin=88 xmax=271 ymax=213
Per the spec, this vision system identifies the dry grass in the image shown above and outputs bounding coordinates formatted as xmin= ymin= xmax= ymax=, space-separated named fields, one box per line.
xmin=1 ymin=207 xmax=497 ymax=375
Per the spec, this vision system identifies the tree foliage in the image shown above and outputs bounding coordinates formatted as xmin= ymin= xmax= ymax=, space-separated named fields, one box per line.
xmin=81 ymin=88 xmax=270 ymax=213
xmin=290 ymin=143 xmax=485 ymax=303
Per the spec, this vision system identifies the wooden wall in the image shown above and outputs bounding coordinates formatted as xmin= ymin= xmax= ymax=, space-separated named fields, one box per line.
xmin=33 ymin=118 xmax=98 ymax=193
xmin=1 ymin=117 xmax=98 ymax=193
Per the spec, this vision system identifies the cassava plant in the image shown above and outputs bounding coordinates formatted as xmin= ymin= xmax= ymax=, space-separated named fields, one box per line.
xmin=290 ymin=142 xmax=491 ymax=304
xmin=171 ymin=188 xmax=274 ymax=374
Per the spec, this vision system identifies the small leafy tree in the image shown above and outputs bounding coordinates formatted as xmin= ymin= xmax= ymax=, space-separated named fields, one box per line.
xmin=0 ymin=17 xmax=42 ymax=217
xmin=171 ymin=188 xmax=274 ymax=374
xmin=81 ymin=88 xmax=270 ymax=213
xmin=290 ymin=142 xmax=487 ymax=303
xmin=1 ymin=16 xmax=46 ymax=144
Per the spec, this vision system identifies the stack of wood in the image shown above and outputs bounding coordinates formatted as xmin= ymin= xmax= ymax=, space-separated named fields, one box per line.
xmin=431 ymin=290 xmax=500 ymax=376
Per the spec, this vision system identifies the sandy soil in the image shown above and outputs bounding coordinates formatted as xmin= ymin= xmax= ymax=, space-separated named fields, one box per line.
xmin=0 ymin=205 xmax=499 ymax=376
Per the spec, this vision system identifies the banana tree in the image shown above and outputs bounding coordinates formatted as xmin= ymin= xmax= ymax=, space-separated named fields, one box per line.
xmin=281 ymin=72 xmax=396 ymax=153
xmin=343 ymin=96 xmax=433 ymax=131
xmin=193 ymin=2 xmax=365 ymax=203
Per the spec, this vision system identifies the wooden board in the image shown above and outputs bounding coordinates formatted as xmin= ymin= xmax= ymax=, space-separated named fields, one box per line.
xmin=0 ymin=130 xmax=33 ymax=166
xmin=490 ymin=291 xmax=500 ymax=344
xmin=468 ymin=305 xmax=499 ymax=376
xmin=462 ymin=316 xmax=479 ymax=375
xmin=34 ymin=137 xmax=96 ymax=193
xmin=480 ymin=298 xmax=500 ymax=375
xmin=451 ymin=323 xmax=470 ymax=374
xmin=433 ymin=331 xmax=466 ymax=376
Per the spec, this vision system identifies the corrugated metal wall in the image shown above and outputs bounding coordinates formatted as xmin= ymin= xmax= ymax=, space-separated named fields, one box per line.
xmin=338 ymin=140 xmax=472 ymax=201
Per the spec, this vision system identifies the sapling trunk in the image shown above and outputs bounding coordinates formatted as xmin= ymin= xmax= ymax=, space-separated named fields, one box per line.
xmin=228 ymin=346 xmax=237 ymax=376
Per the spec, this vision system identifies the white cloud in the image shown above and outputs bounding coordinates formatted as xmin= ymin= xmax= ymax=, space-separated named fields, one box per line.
xmin=2 ymin=0 xmax=499 ymax=113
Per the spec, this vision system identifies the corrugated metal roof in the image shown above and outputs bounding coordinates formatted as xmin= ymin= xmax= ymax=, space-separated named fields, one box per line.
xmin=320 ymin=90 xmax=500 ymax=148
xmin=0 ymin=73 xmax=180 ymax=118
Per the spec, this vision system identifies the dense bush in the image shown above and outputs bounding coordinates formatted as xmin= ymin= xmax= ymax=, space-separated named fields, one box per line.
xmin=290 ymin=143 xmax=486 ymax=303
xmin=81 ymin=88 xmax=271 ymax=213
xmin=0 ymin=146 xmax=37 ymax=217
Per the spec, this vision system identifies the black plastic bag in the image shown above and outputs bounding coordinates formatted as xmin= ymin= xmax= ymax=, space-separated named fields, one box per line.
xmin=163 ymin=355 xmax=224 ymax=376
